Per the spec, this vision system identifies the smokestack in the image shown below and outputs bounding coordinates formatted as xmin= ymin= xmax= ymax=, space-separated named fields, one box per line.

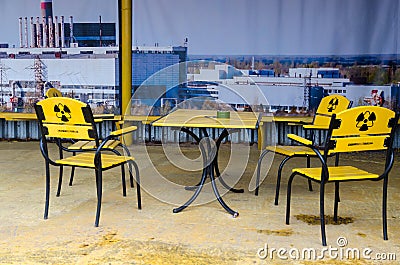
xmin=36 ymin=17 xmax=42 ymax=48
xmin=42 ymin=16 xmax=47 ymax=48
xmin=19 ymin=17 xmax=23 ymax=48
xmin=69 ymin=16 xmax=74 ymax=46
xmin=41 ymin=0 xmax=53 ymax=23
xmin=30 ymin=17 xmax=36 ymax=48
xmin=24 ymin=17 xmax=29 ymax=48
xmin=60 ymin=16 xmax=65 ymax=48
xmin=48 ymin=16 xmax=54 ymax=47
xmin=54 ymin=16 xmax=59 ymax=48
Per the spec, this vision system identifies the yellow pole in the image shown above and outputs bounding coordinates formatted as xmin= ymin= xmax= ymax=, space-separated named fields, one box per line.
xmin=121 ymin=0 xmax=132 ymax=116
xmin=120 ymin=0 xmax=132 ymax=145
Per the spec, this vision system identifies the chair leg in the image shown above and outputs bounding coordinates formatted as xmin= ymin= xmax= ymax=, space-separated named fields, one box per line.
xmin=334 ymin=181 xmax=340 ymax=223
xmin=69 ymin=166 xmax=75 ymax=186
xmin=94 ymin=169 xmax=103 ymax=227
xmin=335 ymin=154 xmax=340 ymax=202
xmin=255 ymin=149 xmax=269 ymax=196
xmin=307 ymin=156 xmax=313 ymax=192
xmin=275 ymin=156 xmax=291 ymax=205
xmin=120 ymin=144 xmax=134 ymax=188
xmin=131 ymin=161 xmax=141 ymax=210
xmin=121 ymin=165 xmax=127 ymax=197
xmin=44 ymin=161 xmax=51 ymax=220
xmin=285 ymin=172 xmax=296 ymax=225
xmin=56 ymin=166 xmax=63 ymax=197
xmin=320 ymin=183 xmax=327 ymax=246
xmin=69 ymin=152 xmax=76 ymax=186
xmin=383 ymin=177 xmax=388 ymax=240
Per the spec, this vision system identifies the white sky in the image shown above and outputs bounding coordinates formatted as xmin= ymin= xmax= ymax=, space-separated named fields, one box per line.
xmin=1 ymin=0 xmax=399 ymax=55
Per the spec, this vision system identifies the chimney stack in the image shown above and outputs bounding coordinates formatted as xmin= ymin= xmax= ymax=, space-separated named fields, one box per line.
xmin=19 ymin=17 xmax=23 ymax=48
xmin=41 ymin=0 xmax=53 ymax=24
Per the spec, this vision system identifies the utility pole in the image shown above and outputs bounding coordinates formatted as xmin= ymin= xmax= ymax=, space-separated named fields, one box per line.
xmin=0 ymin=62 xmax=10 ymax=105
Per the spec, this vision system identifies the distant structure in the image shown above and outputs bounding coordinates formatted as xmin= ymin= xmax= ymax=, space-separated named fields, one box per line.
xmin=41 ymin=0 xmax=53 ymax=23
xmin=17 ymin=0 xmax=116 ymax=49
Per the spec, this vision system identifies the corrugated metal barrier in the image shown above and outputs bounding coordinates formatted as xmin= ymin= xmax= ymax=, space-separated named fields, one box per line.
xmin=1 ymin=119 xmax=400 ymax=149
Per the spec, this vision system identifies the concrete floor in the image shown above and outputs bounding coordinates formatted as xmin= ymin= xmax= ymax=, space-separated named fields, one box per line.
xmin=0 ymin=141 xmax=399 ymax=264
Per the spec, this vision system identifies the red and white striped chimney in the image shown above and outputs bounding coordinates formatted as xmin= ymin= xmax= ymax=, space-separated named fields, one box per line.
xmin=41 ymin=0 xmax=53 ymax=23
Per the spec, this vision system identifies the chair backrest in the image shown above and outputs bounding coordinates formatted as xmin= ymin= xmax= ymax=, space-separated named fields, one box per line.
xmin=34 ymin=97 xmax=98 ymax=141
xmin=312 ymin=94 xmax=352 ymax=127
xmin=325 ymin=106 xmax=398 ymax=155
xmin=45 ymin=87 xmax=62 ymax=98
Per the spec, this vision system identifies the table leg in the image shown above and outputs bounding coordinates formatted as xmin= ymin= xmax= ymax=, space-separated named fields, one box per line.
xmin=210 ymin=161 xmax=239 ymax=217
xmin=173 ymin=137 xmax=208 ymax=213
xmin=214 ymin=129 xmax=244 ymax=193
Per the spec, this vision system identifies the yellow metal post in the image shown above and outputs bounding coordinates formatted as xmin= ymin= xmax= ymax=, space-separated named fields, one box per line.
xmin=120 ymin=0 xmax=132 ymax=145
xmin=121 ymin=0 xmax=132 ymax=116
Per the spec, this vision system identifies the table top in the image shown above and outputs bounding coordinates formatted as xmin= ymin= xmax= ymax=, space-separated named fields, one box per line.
xmin=152 ymin=109 xmax=261 ymax=129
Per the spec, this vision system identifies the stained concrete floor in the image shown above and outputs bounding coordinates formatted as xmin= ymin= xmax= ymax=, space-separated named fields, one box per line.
xmin=0 ymin=141 xmax=399 ymax=264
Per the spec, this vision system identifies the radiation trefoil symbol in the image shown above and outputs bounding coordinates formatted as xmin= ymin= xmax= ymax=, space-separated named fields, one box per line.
xmin=54 ymin=103 xmax=71 ymax=122
xmin=356 ymin=111 xmax=376 ymax=131
xmin=327 ymin=97 xmax=339 ymax=112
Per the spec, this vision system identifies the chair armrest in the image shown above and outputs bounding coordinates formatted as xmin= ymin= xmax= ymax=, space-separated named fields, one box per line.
xmin=287 ymin=133 xmax=313 ymax=146
xmin=109 ymin=125 xmax=137 ymax=136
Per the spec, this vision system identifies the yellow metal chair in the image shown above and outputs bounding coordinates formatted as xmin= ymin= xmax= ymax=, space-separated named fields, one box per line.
xmin=44 ymin=88 xmax=133 ymax=190
xmin=285 ymin=106 xmax=398 ymax=246
xmin=34 ymin=97 xmax=141 ymax=227
xmin=255 ymin=94 xmax=352 ymax=204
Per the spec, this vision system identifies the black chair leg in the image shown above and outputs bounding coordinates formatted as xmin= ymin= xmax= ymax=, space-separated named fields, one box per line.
xmin=131 ymin=161 xmax=141 ymax=210
xmin=56 ymin=166 xmax=63 ymax=197
xmin=121 ymin=144 xmax=134 ymax=188
xmin=69 ymin=152 xmax=76 ymax=186
xmin=44 ymin=161 xmax=51 ymax=220
xmin=320 ymin=183 xmax=327 ymax=246
xmin=334 ymin=182 xmax=340 ymax=223
xmin=275 ymin=156 xmax=291 ymax=205
xmin=121 ymin=165 xmax=127 ymax=197
xmin=255 ymin=149 xmax=269 ymax=196
xmin=383 ymin=177 xmax=388 ymax=240
xmin=285 ymin=172 xmax=296 ymax=225
xmin=307 ymin=156 xmax=313 ymax=192
xmin=335 ymin=154 xmax=340 ymax=202
xmin=94 ymin=169 xmax=103 ymax=227
xmin=69 ymin=166 xmax=75 ymax=186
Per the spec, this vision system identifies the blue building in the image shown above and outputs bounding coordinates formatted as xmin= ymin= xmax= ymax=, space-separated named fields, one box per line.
xmin=130 ymin=46 xmax=187 ymax=107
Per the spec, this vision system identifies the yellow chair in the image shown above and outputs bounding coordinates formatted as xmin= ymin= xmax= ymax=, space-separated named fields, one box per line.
xmin=34 ymin=97 xmax=141 ymax=227
xmin=285 ymin=106 xmax=398 ymax=246
xmin=45 ymin=87 xmax=62 ymax=98
xmin=44 ymin=88 xmax=133 ymax=190
xmin=255 ymin=94 xmax=352 ymax=205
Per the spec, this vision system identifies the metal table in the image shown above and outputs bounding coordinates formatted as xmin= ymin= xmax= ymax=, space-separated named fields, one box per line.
xmin=152 ymin=109 xmax=261 ymax=217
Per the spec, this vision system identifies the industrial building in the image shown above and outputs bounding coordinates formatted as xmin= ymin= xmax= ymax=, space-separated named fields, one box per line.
xmin=0 ymin=45 xmax=187 ymax=112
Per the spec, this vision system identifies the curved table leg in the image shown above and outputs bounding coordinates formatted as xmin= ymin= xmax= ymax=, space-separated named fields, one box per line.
xmin=214 ymin=128 xmax=244 ymax=193
xmin=213 ymin=150 xmax=244 ymax=193
xmin=173 ymin=141 xmax=208 ymax=213
xmin=174 ymin=127 xmax=240 ymax=216
xmin=210 ymin=162 xmax=239 ymax=217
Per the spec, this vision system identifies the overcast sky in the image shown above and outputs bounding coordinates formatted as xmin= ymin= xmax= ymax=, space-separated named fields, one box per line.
xmin=1 ymin=0 xmax=399 ymax=55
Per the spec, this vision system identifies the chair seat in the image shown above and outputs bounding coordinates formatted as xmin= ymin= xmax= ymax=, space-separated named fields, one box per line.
xmin=68 ymin=140 xmax=121 ymax=150
xmin=266 ymin=145 xmax=322 ymax=156
xmin=56 ymin=153 xmax=134 ymax=169
xmin=293 ymin=166 xmax=379 ymax=181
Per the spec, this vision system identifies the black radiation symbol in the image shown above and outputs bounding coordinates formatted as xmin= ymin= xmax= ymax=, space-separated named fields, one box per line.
xmin=356 ymin=111 xmax=376 ymax=131
xmin=54 ymin=103 xmax=72 ymax=122
xmin=327 ymin=98 xmax=339 ymax=112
